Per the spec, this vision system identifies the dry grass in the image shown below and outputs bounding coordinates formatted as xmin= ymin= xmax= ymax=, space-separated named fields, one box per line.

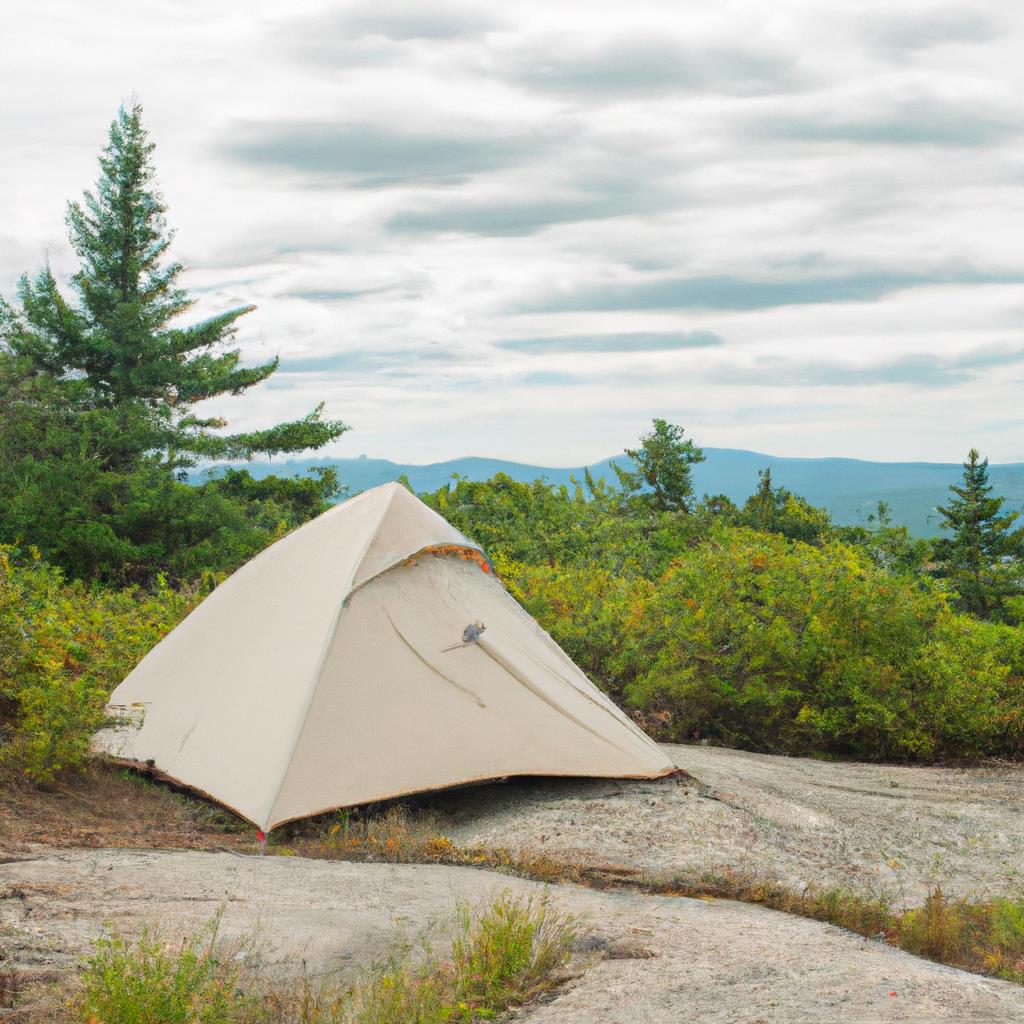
xmin=278 ymin=805 xmax=457 ymax=865
xmin=0 ymin=763 xmax=250 ymax=854
xmin=898 ymin=887 xmax=1024 ymax=984
xmin=641 ymin=867 xmax=895 ymax=937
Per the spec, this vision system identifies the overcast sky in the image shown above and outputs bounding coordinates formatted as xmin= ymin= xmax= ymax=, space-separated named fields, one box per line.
xmin=3 ymin=0 xmax=1023 ymax=465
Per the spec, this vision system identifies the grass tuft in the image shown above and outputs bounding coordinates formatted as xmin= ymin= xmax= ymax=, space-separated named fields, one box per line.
xmin=279 ymin=806 xmax=456 ymax=865
xmin=64 ymin=892 xmax=576 ymax=1024
xmin=899 ymin=888 xmax=1024 ymax=984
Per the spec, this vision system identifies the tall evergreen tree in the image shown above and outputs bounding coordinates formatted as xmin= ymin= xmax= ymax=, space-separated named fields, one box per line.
xmin=0 ymin=103 xmax=347 ymax=580
xmin=933 ymin=448 xmax=1023 ymax=619
xmin=1 ymin=102 xmax=344 ymax=470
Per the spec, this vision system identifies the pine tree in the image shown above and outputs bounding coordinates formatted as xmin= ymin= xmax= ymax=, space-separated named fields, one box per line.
xmin=933 ymin=448 xmax=1023 ymax=619
xmin=0 ymin=103 xmax=348 ymax=580
xmin=1 ymin=102 xmax=345 ymax=469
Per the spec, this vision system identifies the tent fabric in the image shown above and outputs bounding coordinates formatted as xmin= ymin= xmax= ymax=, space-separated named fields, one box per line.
xmin=94 ymin=482 xmax=675 ymax=829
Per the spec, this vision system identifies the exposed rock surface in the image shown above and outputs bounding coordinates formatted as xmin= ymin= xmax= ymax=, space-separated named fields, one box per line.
xmin=440 ymin=743 xmax=1024 ymax=905
xmin=3 ymin=848 xmax=1024 ymax=1023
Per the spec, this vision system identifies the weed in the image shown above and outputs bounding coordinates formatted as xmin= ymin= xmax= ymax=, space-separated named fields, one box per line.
xmin=898 ymin=888 xmax=1024 ymax=984
xmin=64 ymin=893 xmax=576 ymax=1024
xmin=74 ymin=911 xmax=251 ymax=1024
xmin=899 ymin=885 xmax=964 ymax=962
xmin=450 ymin=893 xmax=576 ymax=1012
xmin=0 ymin=967 xmax=23 ymax=1010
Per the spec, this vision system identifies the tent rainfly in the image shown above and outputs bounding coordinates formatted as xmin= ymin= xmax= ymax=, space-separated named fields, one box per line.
xmin=94 ymin=482 xmax=675 ymax=830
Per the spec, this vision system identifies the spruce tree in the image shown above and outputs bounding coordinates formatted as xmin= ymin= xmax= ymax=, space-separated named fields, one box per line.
xmin=0 ymin=103 xmax=347 ymax=580
xmin=933 ymin=448 xmax=1023 ymax=619
xmin=1 ymin=102 xmax=345 ymax=469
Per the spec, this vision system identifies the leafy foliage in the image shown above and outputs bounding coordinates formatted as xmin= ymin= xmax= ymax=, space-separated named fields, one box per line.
xmin=0 ymin=545 xmax=198 ymax=781
xmin=738 ymin=467 xmax=833 ymax=543
xmin=418 ymin=424 xmax=1024 ymax=763
xmin=614 ymin=417 xmax=705 ymax=512
xmin=618 ymin=526 xmax=1022 ymax=759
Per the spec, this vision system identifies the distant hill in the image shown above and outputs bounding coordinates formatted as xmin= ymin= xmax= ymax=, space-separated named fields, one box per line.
xmin=194 ymin=450 xmax=1024 ymax=538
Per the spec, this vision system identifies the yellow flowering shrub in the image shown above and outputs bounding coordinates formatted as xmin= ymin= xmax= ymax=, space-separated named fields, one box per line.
xmin=0 ymin=545 xmax=201 ymax=781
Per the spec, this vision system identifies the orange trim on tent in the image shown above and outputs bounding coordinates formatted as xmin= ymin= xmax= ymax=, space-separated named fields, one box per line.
xmin=401 ymin=544 xmax=492 ymax=574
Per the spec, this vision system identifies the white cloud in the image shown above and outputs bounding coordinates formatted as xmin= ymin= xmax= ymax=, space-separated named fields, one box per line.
xmin=1 ymin=0 xmax=1023 ymax=464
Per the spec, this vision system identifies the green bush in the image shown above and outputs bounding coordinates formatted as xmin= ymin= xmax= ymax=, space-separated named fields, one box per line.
xmin=450 ymin=893 xmax=575 ymax=1013
xmin=0 ymin=545 xmax=198 ymax=781
xmin=76 ymin=917 xmax=246 ymax=1024
xmin=505 ymin=525 xmax=1024 ymax=761
xmin=70 ymin=895 xmax=575 ymax=1024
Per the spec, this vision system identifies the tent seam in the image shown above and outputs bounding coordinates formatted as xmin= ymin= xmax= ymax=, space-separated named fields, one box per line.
xmin=263 ymin=486 xmax=402 ymax=829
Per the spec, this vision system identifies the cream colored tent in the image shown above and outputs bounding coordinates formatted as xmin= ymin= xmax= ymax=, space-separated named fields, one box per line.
xmin=94 ymin=482 xmax=674 ymax=830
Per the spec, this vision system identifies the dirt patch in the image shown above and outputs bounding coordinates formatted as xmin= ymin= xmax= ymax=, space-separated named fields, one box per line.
xmin=0 ymin=764 xmax=250 ymax=855
xmin=2 ymin=849 xmax=1024 ymax=1023
xmin=435 ymin=744 xmax=1024 ymax=906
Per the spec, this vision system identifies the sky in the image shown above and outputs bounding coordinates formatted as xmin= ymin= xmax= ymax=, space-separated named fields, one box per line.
xmin=2 ymin=0 xmax=1023 ymax=466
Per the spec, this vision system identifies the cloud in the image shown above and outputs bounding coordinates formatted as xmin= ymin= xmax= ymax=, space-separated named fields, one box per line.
xmin=505 ymin=37 xmax=800 ymax=97
xmin=497 ymin=331 xmax=724 ymax=354
xmin=284 ymin=288 xmax=374 ymax=303
xmin=387 ymin=161 xmax=680 ymax=236
xmin=867 ymin=11 xmax=998 ymax=52
xmin=279 ymin=347 xmax=456 ymax=375
xmin=749 ymin=98 xmax=1015 ymax=147
xmin=295 ymin=2 xmax=498 ymax=44
xmin=222 ymin=124 xmax=554 ymax=185
xmin=522 ymin=269 xmax=1014 ymax=313
xmin=335 ymin=4 xmax=495 ymax=40
xmin=720 ymin=346 xmax=1024 ymax=390
xmin=389 ymin=193 xmax=659 ymax=236
xmin=520 ymin=370 xmax=578 ymax=386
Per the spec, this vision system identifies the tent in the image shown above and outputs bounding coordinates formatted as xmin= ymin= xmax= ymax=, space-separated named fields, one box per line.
xmin=94 ymin=482 xmax=675 ymax=830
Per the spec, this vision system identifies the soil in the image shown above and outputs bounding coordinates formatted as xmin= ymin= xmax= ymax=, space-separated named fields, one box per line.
xmin=0 ymin=763 xmax=249 ymax=853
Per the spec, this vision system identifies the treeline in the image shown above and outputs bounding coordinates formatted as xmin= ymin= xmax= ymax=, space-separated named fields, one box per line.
xmin=420 ymin=421 xmax=1024 ymax=761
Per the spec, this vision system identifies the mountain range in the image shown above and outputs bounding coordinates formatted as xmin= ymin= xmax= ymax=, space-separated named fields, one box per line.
xmin=196 ymin=449 xmax=1024 ymax=537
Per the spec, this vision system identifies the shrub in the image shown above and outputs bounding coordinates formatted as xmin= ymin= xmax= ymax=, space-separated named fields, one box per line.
xmin=497 ymin=556 xmax=648 ymax=701
xmin=450 ymin=892 xmax=576 ymax=1012
xmin=0 ymin=545 xmax=199 ymax=781
xmin=75 ymin=916 xmax=247 ymax=1024
xmin=68 ymin=895 xmax=575 ymax=1024
xmin=506 ymin=524 xmax=1024 ymax=761
xmin=618 ymin=526 xmax=1021 ymax=759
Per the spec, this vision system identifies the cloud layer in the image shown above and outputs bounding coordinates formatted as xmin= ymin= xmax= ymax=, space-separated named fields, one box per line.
xmin=2 ymin=0 xmax=1023 ymax=467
